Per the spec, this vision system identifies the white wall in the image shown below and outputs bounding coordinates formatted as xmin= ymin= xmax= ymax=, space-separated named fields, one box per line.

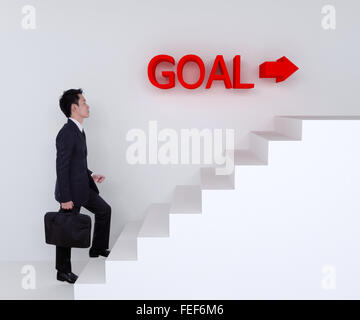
xmin=0 ymin=0 xmax=359 ymax=261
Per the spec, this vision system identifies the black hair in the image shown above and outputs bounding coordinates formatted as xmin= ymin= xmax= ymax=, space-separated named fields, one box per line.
xmin=59 ymin=88 xmax=83 ymax=118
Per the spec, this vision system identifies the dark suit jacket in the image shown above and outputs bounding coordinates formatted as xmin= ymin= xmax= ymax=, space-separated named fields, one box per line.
xmin=54 ymin=118 xmax=99 ymax=206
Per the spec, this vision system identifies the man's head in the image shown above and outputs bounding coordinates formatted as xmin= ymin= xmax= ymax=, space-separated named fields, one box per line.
xmin=59 ymin=88 xmax=90 ymax=119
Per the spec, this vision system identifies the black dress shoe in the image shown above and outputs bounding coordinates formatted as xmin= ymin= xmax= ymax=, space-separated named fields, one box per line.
xmin=57 ymin=271 xmax=78 ymax=284
xmin=89 ymin=249 xmax=111 ymax=258
xmin=68 ymin=272 xmax=78 ymax=282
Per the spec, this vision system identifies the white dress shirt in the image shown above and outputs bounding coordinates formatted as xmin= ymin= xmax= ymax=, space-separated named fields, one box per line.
xmin=69 ymin=117 xmax=83 ymax=132
xmin=68 ymin=117 xmax=94 ymax=177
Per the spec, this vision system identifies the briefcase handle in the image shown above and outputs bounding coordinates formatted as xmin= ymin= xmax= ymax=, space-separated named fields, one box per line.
xmin=58 ymin=206 xmax=79 ymax=214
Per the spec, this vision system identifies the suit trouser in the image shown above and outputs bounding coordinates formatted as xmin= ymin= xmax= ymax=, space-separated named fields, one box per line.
xmin=56 ymin=188 xmax=112 ymax=273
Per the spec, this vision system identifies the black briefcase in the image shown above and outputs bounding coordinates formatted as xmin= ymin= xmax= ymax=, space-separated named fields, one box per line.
xmin=44 ymin=209 xmax=91 ymax=248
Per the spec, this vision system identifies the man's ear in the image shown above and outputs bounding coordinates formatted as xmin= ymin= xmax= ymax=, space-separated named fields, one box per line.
xmin=71 ymin=103 xmax=77 ymax=115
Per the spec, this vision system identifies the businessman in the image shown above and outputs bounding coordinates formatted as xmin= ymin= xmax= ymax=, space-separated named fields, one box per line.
xmin=54 ymin=88 xmax=111 ymax=284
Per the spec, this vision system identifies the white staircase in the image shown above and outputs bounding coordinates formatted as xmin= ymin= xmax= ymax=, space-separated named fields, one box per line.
xmin=74 ymin=116 xmax=360 ymax=299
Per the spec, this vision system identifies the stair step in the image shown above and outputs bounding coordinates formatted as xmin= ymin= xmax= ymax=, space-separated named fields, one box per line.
xmin=107 ymin=221 xmax=143 ymax=261
xmin=76 ymin=260 xmax=105 ymax=284
xmin=200 ymin=167 xmax=234 ymax=190
xmin=274 ymin=116 xmax=302 ymax=140
xmin=278 ymin=115 xmax=360 ymax=120
xmin=251 ymin=131 xmax=300 ymax=141
xmin=170 ymin=185 xmax=202 ymax=214
xmin=138 ymin=203 xmax=170 ymax=237
xmin=231 ymin=149 xmax=267 ymax=165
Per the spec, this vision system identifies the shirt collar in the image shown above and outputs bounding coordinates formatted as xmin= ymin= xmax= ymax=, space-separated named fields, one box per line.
xmin=69 ymin=117 xmax=83 ymax=132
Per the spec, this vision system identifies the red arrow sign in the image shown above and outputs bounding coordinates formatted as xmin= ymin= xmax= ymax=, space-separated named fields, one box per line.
xmin=259 ymin=56 xmax=299 ymax=83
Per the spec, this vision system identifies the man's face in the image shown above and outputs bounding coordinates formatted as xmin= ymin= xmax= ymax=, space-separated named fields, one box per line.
xmin=72 ymin=94 xmax=90 ymax=118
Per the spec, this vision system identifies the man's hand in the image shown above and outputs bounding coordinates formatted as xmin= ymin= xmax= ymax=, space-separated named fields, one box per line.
xmin=61 ymin=201 xmax=74 ymax=210
xmin=92 ymin=174 xmax=105 ymax=183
